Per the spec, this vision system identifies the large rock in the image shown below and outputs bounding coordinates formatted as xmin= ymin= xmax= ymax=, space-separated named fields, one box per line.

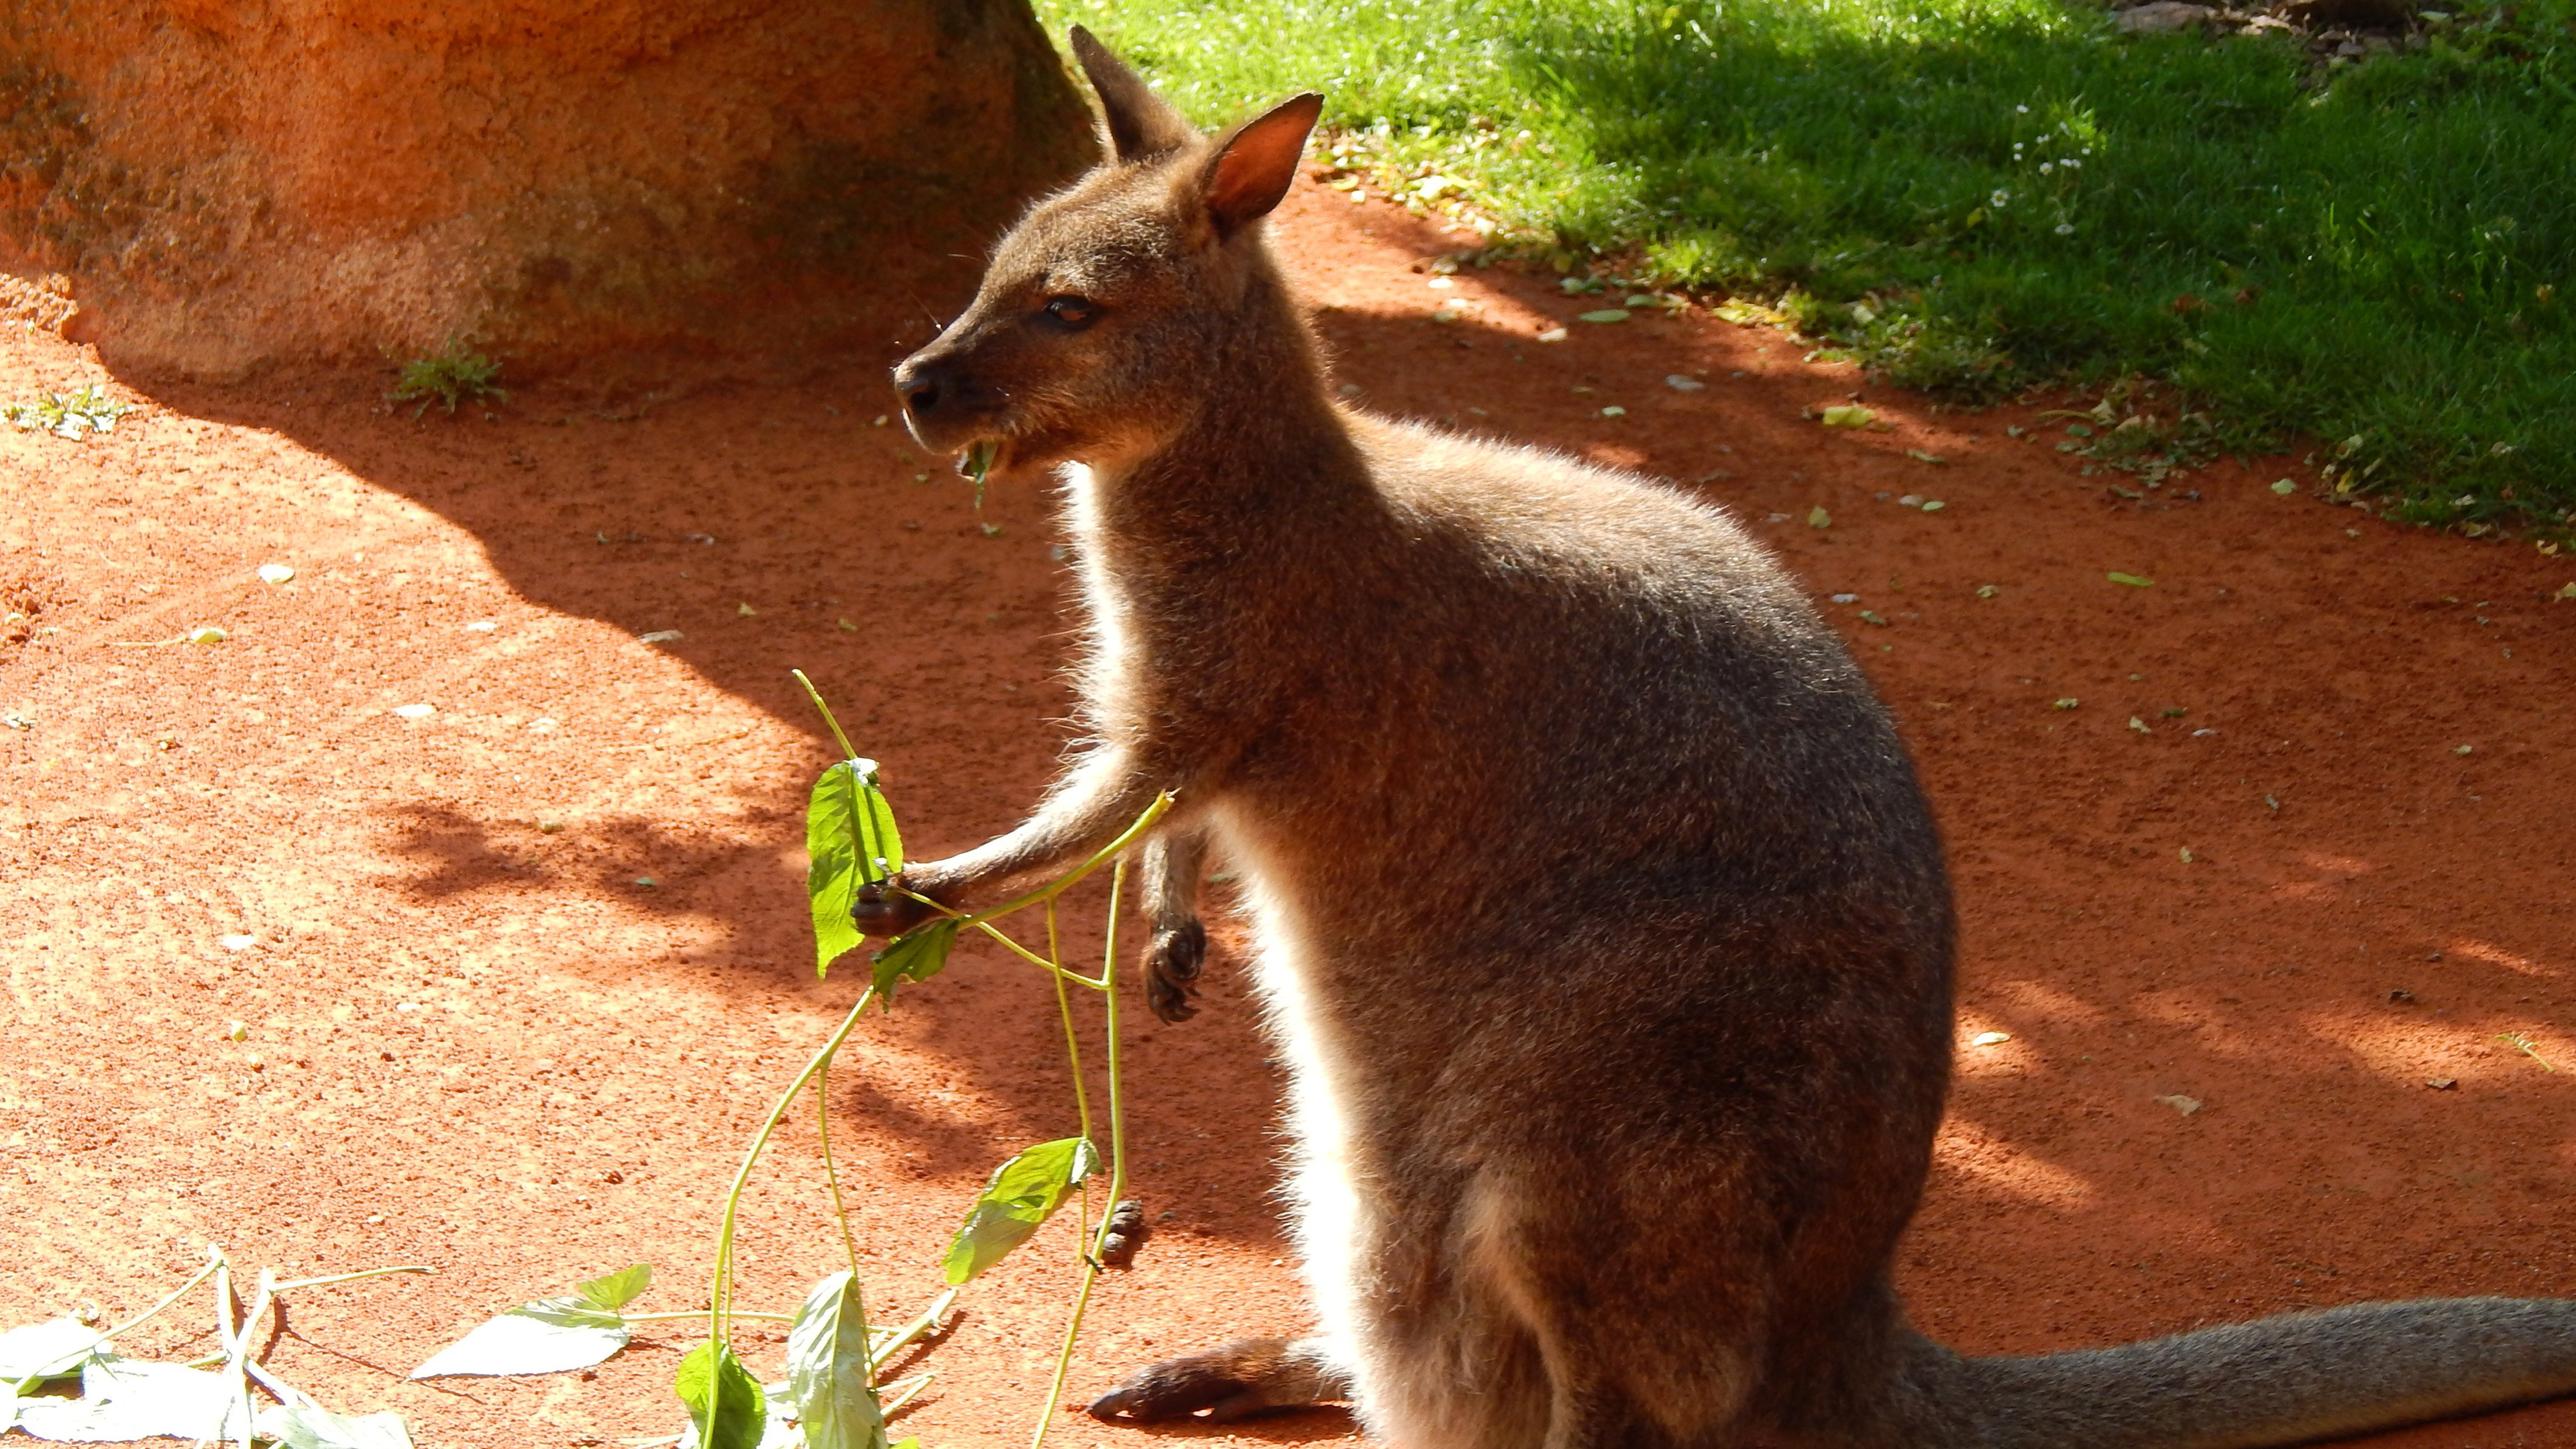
xmin=0 ymin=0 xmax=1096 ymax=380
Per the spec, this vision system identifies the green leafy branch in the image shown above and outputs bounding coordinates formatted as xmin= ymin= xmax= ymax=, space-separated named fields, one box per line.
xmin=400 ymin=671 xmax=1164 ymax=1449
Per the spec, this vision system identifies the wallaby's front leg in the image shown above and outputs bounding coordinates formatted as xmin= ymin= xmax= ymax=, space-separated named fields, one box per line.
xmin=1140 ymin=824 xmax=1210 ymax=1024
xmin=1088 ymin=1336 xmax=1350 ymax=1424
xmin=854 ymin=747 xmax=1171 ymax=935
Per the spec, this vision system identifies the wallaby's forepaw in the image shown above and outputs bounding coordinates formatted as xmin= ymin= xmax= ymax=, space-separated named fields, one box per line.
xmin=852 ymin=877 xmax=940 ymax=938
xmin=1143 ymin=918 xmax=1208 ymax=1024
xmin=1087 ymin=1336 xmax=1345 ymax=1423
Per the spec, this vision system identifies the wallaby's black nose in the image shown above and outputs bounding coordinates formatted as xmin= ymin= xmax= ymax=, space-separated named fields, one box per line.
xmin=892 ymin=356 xmax=951 ymax=420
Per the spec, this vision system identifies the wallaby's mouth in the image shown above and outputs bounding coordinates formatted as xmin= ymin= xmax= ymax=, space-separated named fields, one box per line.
xmin=955 ymin=437 xmax=1008 ymax=488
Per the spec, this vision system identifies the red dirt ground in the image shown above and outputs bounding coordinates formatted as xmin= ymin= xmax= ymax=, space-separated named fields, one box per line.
xmin=3 ymin=176 xmax=2573 ymax=1449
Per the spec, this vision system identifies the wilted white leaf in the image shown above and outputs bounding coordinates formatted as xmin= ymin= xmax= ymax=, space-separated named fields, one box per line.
xmin=1970 ymin=1031 xmax=2012 ymax=1046
xmin=408 ymin=1298 xmax=628 ymax=1379
xmin=2155 ymin=1093 xmax=2202 ymax=1117
xmin=257 ymin=564 xmax=296 ymax=585
xmin=0 ymin=1319 xmax=105 ymax=1387
xmin=13 ymin=1356 xmax=245 ymax=1442
xmin=264 ymin=1404 xmax=416 ymax=1449
xmin=391 ymin=704 xmax=433 ymax=720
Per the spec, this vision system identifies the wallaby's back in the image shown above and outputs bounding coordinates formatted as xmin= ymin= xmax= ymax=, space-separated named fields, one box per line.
xmin=887 ymin=29 xmax=2576 ymax=1449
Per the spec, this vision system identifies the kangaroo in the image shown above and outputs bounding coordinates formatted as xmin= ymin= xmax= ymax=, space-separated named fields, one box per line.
xmin=867 ymin=28 xmax=2576 ymax=1449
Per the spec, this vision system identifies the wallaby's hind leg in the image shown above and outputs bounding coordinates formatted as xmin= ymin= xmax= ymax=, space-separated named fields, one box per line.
xmin=1087 ymin=1336 xmax=1350 ymax=1422
xmin=1138 ymin=825 xmax=1210 ymax=1023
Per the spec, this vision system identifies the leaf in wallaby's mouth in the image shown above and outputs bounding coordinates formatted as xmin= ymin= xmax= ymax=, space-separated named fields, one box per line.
xmin=959 ymin=438 xmax=1001 ymax=494
xmin=957 ymin=438 xmax=1006 ymax=537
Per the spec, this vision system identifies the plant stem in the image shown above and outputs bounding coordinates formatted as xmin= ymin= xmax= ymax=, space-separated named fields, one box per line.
xmin=882 ymin=1370 xmax=938 ymax=1413
xmin=791 ymin=669 xmax=862 ymax=763
xmin=625 ymin=1310 xmax=795 ymax=1324
xmin=967 ymin=916 xmax=1109 ymax=989
xmin=100 ymin=1256 xmax=225 ymax=1342
xmin=1030 ymin=855 xmax=1131 ymax=1449
xmin=1046 ymin=898 xmax=1095 ymax=1252
xmin=816 ymin=1057 xmax=863 ymax=1282
xmin=867 ymin=1287 xmax=959 ymax=1369
xmin=707 ymin=983 xmax=879 ymax=1349
xmin=266 ymin=1264 xmax=434 ymax=1294
xmin=955 ymin=793 xmax=1173 ymax=930
xmin=1098 ymin=855 xmax=1130 ymax=1258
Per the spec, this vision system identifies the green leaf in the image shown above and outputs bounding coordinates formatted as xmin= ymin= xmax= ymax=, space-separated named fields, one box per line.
xmin=2106 ymin=572 xmax=2155 ymax=587
xmin=1577 ymin=308 xmax=1631 ymax=323
xmin=576 ymin=1263 xmax=653 ymax=1312
xmin=870 ymin=919 xmax=959 ymax=1006
xmin=676 ymin=1340 xmax=767 ymax=1449
xmin=786 ymin=1272 xmax=886 ymax=1449
xmin=943 ymin=1138 xmax=1100 ymax=1286
xmin=808 ymin=758 xmax=904 ymax=977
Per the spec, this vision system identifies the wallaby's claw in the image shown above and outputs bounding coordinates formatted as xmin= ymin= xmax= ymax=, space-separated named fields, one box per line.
xmin=1144 ymin=918 xmax=1208 ymax=1024
xmin=1087 ymin=1337 xmax=1323 ymax=1423
xmin=852 ymin=877 xmax=938 ymax=938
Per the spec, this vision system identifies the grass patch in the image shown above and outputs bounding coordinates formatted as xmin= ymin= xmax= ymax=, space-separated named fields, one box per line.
xmin=1042 ymin=0 xmax=2576 ymax=532
xmin=389 ymin=341 xmax=508 ymax=419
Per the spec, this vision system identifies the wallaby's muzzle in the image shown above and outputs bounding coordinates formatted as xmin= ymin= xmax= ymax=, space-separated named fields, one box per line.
xmin=889 ymin=346 xmax=994 ymax=458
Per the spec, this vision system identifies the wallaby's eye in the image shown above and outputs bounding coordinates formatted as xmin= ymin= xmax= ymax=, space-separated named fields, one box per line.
xmin=1043 ymin=296 xmax=1099 ymax=331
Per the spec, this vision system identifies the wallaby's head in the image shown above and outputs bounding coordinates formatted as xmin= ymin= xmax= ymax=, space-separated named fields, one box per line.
xmin=892 ymin=28 xmax=1323 ymax=476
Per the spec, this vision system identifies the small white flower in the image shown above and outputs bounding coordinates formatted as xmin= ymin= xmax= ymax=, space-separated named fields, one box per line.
xmin=1990 ymin=189 xmax=2010 ymax=207
xmin=2039 ymin=162 xmax=2053 ymax=174
xmin=2016 ymin=104 xmax=2030 ymax=113
xmin=2054 ymin=222 xmax=2076 ymax=235
xmin=2063 ymin=158 xmax=2081 ymax=170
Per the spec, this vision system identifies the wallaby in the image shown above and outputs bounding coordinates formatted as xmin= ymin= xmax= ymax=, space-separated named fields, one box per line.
xmin=867 ymin=28 xmax=2576 ymax=1449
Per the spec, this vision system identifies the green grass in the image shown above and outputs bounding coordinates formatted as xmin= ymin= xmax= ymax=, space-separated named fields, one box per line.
xmin=389 ymin=341 xmax=509 ymax=419
xmin=1040 ymin=0 xmax=2576 ymax=533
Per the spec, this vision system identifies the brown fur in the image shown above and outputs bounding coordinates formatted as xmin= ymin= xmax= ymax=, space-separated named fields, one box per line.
xmin=870 ymin=29 xmax=2576 ymax=1448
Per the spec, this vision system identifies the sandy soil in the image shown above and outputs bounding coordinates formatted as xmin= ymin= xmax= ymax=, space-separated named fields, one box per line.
xmin=3 ymin=176 xmax=2573 ymax=1449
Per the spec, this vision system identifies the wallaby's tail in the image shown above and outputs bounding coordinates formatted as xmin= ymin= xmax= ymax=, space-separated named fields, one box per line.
xmin=1911 ymin=1298 xmax=2576 ymax=1449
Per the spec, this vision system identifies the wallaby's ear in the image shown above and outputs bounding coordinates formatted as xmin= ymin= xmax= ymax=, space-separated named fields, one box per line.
xmin=1198 ymin=93 xmax=1325 ymax=239
xmin=1069 ymin=25 xmax=1198 ymax=162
